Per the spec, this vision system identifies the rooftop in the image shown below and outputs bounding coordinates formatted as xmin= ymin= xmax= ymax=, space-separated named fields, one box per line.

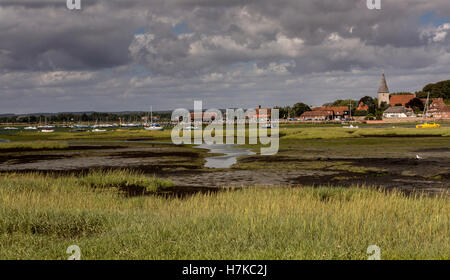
xmin=378 ymin=73 xmax=389 ymax=93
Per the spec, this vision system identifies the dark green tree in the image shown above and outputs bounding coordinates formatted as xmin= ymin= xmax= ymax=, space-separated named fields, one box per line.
xmin=331 ymin=99 xmax=357 ymax=108
xmin=291 ymin=102 xmax=311 ymax=117
xmin=416 ymin=80 xmax=450 ymax=102
xmin=406 ymin=98 xmax=424 ymax=114
xmin=358 ymin=96 xmax=376 ymax=114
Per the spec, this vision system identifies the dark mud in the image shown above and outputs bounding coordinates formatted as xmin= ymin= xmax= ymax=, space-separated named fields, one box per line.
xmin=415 ymin=147 xmax=450 ymax=153
xmin=90 ymin=183 xmax=220 ymax=199
xmin=0 ymin=145 xmax=127 ymax=153
xmin=0 ymin=142 xmax=448 ymax=195
xmin=109 ymin=151 xmax=201 ymax=159
xmin=361 ymin=134 xmax=443 ymax=138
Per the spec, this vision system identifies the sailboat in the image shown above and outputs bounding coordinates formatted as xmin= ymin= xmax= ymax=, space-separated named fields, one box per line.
xmin=416 ymin=92 xmax=440 ymax=128
xmin=38 ymin=116 xmax=55 ymax=132
xmin=145 ymin=106 xmax=164 ymax=131
xmin=24 ymin=116 xmax=37 ymax=130
xmin=343 ymin=102 xmax=359 ymax=128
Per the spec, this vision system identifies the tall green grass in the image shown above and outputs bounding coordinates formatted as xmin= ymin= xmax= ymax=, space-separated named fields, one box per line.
xmin=0 ymin=141 xmax=69 ymax=150
xmin=81 ymin=170 xmax=174 ymax=193
xmin=281 ymin=127 xmax=450 ymax=140
xmin=0 ymin=172 xmax=447 ymax=260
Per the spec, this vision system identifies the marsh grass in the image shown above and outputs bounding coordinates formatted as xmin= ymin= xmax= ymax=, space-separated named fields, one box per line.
xmin=80 ymin=169 xmax=174 ymax=194
xmin=281 ymin=127 xmax=450 ymax=140
xmin=0 ymin=130 xmax=172 ymax=142
xmin=0 ymin=141 xmax=69 ymax=150
xmin=0 ymin=172 xmax=448 ymax=260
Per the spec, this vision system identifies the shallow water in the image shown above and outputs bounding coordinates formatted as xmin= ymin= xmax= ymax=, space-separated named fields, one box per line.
xmin=195 ymin=144 xmax=255 ymax=169
xmin=0 ymin=139 xmax=9 ymax=143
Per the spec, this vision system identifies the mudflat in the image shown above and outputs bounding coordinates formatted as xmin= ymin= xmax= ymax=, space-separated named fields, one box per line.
xmin=0 ymin=128 xmax=449 ymax=195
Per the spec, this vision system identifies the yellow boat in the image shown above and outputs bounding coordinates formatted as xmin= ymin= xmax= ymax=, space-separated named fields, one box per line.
xmin=416 ymin=122 xmax=441 ymax=128
xmin=416 ymin=93 xmax=440 ymax=128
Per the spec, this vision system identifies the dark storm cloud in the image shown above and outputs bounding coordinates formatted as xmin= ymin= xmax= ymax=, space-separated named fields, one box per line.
xmin=1 ymin=0 xmax=449 ymax=73
xmin=0 ymin=0 xmax=450 ymax=113
xmin=0 ymin=0 xmax=147 ymax=70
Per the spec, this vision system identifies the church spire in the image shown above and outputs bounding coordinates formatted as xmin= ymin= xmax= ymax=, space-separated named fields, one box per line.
xmin=377 ymin=73 xmax=390 ymax=107
xmin=378 ymin=73 xmax=389 ymax=93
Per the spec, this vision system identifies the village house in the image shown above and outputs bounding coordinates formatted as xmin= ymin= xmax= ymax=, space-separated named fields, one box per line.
xmin=328 ymin=106 xmax=351 ymax=120
xmin=299 ymin=109 xmax=334 ymax=121
xmin=299 ymin=106 xmax=350 ymax=121
xmin=190 ymin=111 xmax=221 ymax=122
xmin=247 ymin=105 xmax=272 ymax=122
xmin=427 ymin=98 xmax=450 ymax=119
xmin=356 ymin=101 xmax=369 ymax=111
xmin=383 ymin=106 xmax=416 ymax=118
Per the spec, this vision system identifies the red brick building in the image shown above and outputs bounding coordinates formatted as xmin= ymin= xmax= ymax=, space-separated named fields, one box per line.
xmin=389 ymin=94 xmax=415 ymax=107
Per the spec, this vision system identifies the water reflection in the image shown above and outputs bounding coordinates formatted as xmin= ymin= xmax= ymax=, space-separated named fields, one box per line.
xmin=195 ymin=143 xmax=255 ymax=169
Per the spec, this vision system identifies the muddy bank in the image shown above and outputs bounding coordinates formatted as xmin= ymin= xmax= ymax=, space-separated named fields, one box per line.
xmin=194 ymin=144 xmax=255 ymax=168
xmin=0 ymin=142 xmax=448 ymax=195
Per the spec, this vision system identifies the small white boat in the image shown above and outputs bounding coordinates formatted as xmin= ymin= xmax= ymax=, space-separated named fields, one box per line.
xmin=184 ymin=125 xmax=199 ymax=130
xmin=24 ymin=126 xmax=38 ymax=130
xmin=343 ymin=124 xmax=359 ymax=129
xmin=145 ymin=125 xmax=164 ymax=131
xmin=261 ymin=123 xmax=277 ymax=129
xmin=41 ymin=129 xmax=54 ymax=133
xmin=3 ymin=127 xmax=18 ymax=130
xmin=91 ymin=129 xmax=107 ymax=132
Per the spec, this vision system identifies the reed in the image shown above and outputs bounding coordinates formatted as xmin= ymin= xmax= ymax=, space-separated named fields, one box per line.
xmin=0 ymin=172 xmax=447 ymax=260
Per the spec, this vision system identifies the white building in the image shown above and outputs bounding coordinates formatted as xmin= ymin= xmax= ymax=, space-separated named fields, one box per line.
xmin=383 ymin=106 xmax=416 ymax=118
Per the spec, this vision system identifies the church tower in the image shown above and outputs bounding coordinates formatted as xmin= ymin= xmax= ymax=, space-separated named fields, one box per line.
xmin=377 ymin=73 xmax=390 ymax=107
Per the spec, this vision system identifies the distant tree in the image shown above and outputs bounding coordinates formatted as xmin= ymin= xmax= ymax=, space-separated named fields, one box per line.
xmin=416 ymin=80 xmax=450 ymax=102
xmin=366 ymin=113 xmax=375 ymax=120
xmin=376 ymin=101 xmax=389 ymax=120
xmin=331 ymin=99 xmax=357 ymax=108
xmin=292 ymin=102 xmax=311 ymax=117
xmin=379 ymin=101 xmax=389 ymax=111
xmin=354 ymin=110 xmax=368 ymax=116
xmin=274 ymin=106 xmax=292 ymax=119
xmin=358 ymin=96 xmax=376 ymax=114
xmin=406 ymin=98 xmax=424 ymax=114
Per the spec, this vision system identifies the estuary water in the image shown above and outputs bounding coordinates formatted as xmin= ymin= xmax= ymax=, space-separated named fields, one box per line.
xmin=194 ymin=143 xmax=255 ymax=169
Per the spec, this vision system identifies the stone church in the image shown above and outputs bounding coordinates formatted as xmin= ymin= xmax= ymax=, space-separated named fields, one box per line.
xmin=378 ymin=73 xmax=390 ymax=107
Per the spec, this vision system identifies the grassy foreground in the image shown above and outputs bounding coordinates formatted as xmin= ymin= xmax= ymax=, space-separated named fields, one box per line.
xmin=0 ymin=171 xmax=448 ymax=260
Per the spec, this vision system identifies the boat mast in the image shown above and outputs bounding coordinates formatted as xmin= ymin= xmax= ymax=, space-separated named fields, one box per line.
xmin=349 ymin=101 xmax=352 ymax=120
xmin=150 ymin=106 xmax=153 ymax=126
xmin=423 ymin=92 xmax=430 ymax=122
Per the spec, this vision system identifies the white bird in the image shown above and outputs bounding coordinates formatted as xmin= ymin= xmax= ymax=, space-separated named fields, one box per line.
xmin=416 ymin=155 xmax=423 ymax=160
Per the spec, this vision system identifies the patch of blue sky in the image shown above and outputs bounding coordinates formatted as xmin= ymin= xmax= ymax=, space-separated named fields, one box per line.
xmin=172 ymin=22 xmax=191 ymax=35
xmin=420 ymin=12 xmax=450 ymax=27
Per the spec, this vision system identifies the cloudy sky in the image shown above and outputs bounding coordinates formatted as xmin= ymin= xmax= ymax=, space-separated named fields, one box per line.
xmin=0 ymin=0 xmax=449 ymax=113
